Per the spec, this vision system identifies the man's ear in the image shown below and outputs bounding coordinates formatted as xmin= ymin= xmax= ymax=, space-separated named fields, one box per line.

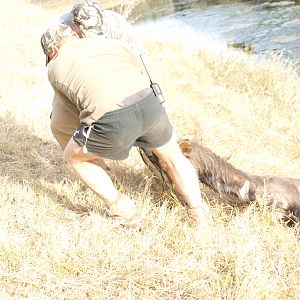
xmin=47 ymin=48 xmax=58 ymax=63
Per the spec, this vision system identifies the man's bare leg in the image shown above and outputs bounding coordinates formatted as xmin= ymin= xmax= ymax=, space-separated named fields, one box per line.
xmin=152 ymin=133 xmax=210 ymax=222
xmin=63 ymin=138 xmax=141 ymax=227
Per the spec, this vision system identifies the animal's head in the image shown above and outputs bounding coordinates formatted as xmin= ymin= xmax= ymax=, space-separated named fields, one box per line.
xmin=178 ymin=138 xmax=193 ymax=158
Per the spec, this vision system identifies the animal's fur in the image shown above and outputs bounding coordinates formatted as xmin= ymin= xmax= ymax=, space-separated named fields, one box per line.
xmin=178 ymin=139 xmax=300 ymax=223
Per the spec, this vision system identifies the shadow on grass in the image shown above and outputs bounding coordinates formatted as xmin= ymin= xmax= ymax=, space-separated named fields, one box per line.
xmin=0 ymin=116 xmax=156 ymax=215
xmin=0 ymin=116 xmax=91 ymax=213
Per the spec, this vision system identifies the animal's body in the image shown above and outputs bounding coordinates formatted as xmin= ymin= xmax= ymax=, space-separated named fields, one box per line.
xmin=178 ymin=139 xmax=300 ymax=222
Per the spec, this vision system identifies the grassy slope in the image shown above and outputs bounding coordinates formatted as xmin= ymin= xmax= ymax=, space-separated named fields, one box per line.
xmin=0 ymin=0 xmax=300 ymax=299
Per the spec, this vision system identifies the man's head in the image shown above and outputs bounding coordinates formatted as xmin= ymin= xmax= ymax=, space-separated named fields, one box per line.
xmin=71 ymin=0 xmax=104 ymax=37
xmin=40 ymin=25 xmax=76 ymax=66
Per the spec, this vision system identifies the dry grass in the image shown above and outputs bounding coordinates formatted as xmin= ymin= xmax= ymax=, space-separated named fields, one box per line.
xmin=0 ymin=0 xmax=300 ymax=299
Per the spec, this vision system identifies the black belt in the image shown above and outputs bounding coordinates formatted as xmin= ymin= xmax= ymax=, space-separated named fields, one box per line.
xmin=118 ymin=88 xmax=153 ymax=107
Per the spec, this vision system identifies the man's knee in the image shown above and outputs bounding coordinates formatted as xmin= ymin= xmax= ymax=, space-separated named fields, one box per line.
xmin=63 ymin=138 xmax=81 ymax=163
xmin=64 ymin=137 xmax=100 ymax=165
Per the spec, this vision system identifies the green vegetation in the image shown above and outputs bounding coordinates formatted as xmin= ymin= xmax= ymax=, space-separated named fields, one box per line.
xmin=0 ymin=0 xmax=299 ymax=299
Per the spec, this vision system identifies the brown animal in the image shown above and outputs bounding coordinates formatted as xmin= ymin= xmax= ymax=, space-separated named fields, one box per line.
xmin=178 ymin=139 xmax=300 ymax=224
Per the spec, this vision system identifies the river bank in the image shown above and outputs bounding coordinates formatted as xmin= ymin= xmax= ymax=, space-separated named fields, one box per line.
xmin=132 ymin=0 xmax=300 ymax=72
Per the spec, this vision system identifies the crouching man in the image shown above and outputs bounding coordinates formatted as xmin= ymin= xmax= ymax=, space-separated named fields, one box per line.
xmin=41 ymin=25 xmax=210 ymax=228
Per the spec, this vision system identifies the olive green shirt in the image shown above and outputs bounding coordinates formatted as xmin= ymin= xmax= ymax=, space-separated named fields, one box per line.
xmin=48 ymin=36 xmax=149 ymax=125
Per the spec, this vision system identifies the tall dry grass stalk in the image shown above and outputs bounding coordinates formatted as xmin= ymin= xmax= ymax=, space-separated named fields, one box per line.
xmin=0 ymin=0 xmax=300 ymax=299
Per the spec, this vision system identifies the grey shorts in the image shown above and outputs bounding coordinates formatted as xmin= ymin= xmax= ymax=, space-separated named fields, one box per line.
xmin=73 ymin=92 xmax=173 ymax=160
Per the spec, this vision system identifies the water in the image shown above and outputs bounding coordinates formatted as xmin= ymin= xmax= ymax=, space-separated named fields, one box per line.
xmin=132 ymin=0 xmax=300 ymax=70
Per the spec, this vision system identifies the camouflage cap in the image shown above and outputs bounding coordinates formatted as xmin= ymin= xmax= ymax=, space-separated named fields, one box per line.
xmin=71 ymin=0 xmax=104 ymax=37
xmin=40 ymin=25 xmax=72 ymax=66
